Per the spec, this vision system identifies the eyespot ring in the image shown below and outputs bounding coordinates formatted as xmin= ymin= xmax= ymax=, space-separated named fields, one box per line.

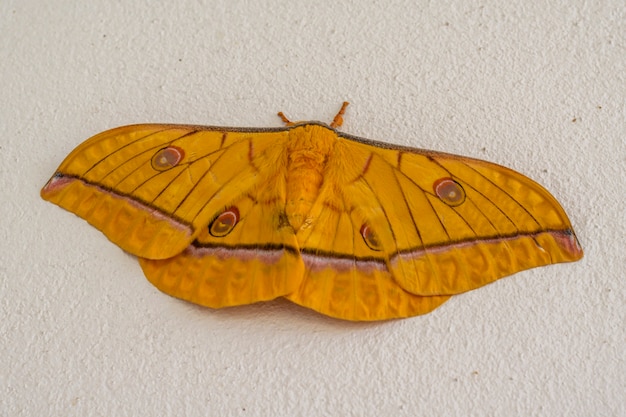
xmin=360 ymin=223 xmax=382 ymax=251
xmin=433 ymin=177 xmax=466 ymax=206
xmin=151 ymin=146 xmax=185 ymax=171
xmin=209 ymin=207 xmax=240 ymax=237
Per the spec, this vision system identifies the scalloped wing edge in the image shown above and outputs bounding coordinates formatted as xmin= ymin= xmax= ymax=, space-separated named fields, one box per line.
xmin=41 ymin=174 xmax=194 ymax=259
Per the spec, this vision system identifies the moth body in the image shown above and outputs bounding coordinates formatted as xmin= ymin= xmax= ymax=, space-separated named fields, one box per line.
xmin=285 ymin=124 xmax=338 ymax=231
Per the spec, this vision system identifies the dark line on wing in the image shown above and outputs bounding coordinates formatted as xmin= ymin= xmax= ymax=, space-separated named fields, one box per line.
xmin=300 ymin=247 xmax=386 ymax=264
xmin=171 ymin=138 xmax=246 ymax=218
xmin=337 ymin=129 xmax=549 ymax=226
xmin=100 ymin=129 xmax=221 ymax=190
xmin=393 ymin=153 xmax=520 ymax=270
xmin=245 ymin=204 xmax=262 ymax=299
xmin=184 ymin=141 xmax=260 ymax=224
xmin=449 ymin=174 xmax=516 ymax=231
xmin=338 ymin=193 xmax=357 ymax=264
xmin=172 ymin=164 xmax=216 ymax=217
xmin=147 ymin=123 xmax=305 ymax=134
xmin=390 ymin=168 xmax=440 ymax=278
xmin=186 ymin=133 xmax=289 ymax=225
xmin=391 ymin=169 xmax=425 ymax=247
xmin=359 ymin=168 xmax=398 ymax=246
xmin=422 ymin=156 xmax=479 ymax=237
xmin=338 ymin=131 xmax=480 ymax=158
xmin=339 ymin=131 xmax=526 ymax=241
xmin=55 ymin=174 xmax=191 ymax=226
xmin=420 ymin=158 xmax=482 ymax=282
xmin=461 ymin=194 xmax=500 ymax=233
xmin=103 ymin=143 xmax=164 ymax=184
xmin=247 ymin=139 xmax=254 ymax=163
xmin=457 ymin=160 xmax=543 ymax=229
xmin=247 ymin=138 xmax=263 ymax=173
xmin=276 ymin=228 xmax=574 ymax=262
xmin=458 ymin=190 xmax=520 ymax=269
xmin=392 ymin=164 xmax=452 ymax=241
xmin=329 ymin=199 xmax=346 ymax=257
xmin=362 ymin=153 xmax=373 ymax=174
xmin=192 ymin=241 xmax=299 ymax=256
xmin=429 ymin=156 xmax=518 ymax=231
xmin=323 ymin=194 xmax=348 ymax=311
xmin=126 ymin=144 xmax=230 ymax=201
xmin=83 ymin=128 xmax=172 ymax=176
xmin=391 ymin=228 xmax=574 ymax=260
xmin=119 ymin=129 xmax=228 ymax=192
xmin=341 ymin=193 xmax=359 ymax=318
xmin=149 ymin=165 xmax=193 ymax=204
xmin=396 ymin=151 xmax=404 ymax=169
xmin=338 ymin=190 xmax=382 ymax=268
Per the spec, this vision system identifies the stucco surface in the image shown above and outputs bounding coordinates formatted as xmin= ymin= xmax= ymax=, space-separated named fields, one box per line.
xmin=1 ymin=1 xmax=624 ymax=415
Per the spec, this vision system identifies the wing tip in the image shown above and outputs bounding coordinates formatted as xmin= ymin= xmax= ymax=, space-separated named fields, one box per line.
xmin=551 ymin=228 xmax=584 ymax=261
xmin=41 ymin=172 xmax=72 ymax=199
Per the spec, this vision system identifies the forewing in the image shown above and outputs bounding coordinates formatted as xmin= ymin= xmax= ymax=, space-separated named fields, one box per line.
xmin=337 ymin=133 xmax=583 ymax=296
xmin=41 ymin=124 xmax=290 ymax=259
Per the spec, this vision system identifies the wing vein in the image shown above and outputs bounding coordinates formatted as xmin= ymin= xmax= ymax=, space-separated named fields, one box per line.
xmin=456 ymin=159 xmax=543 ymax=229
xmin=174 ymin=139 xmax=252 ymax=220
xmin=83 ymin=127 xmax=173 ymax=176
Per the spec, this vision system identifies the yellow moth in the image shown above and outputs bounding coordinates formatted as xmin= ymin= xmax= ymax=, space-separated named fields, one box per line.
xmin=41 ymin=103 xmax=583 ymax=321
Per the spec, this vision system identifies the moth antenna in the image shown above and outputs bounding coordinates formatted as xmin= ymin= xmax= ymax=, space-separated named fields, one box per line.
xmin=277 ymin=111 xmax=294 ymax=126
xmin=330 ymin=101 xmax=350 ymax=128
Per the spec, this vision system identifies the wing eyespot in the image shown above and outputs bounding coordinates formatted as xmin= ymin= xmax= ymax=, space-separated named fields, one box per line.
xmin=360 ymin=223 xmax=382 ymax=251
xmin=209 ymin=207 xmax=240 ymax=237
xmin=433 ymin=177 xmax=466 ymax=206
xmin=151 ymin=146 xmax=185 ymax=171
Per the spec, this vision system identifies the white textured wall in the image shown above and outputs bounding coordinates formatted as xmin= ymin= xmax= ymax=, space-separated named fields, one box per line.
xmin=1 ymin=0 xmax=624 ymax=415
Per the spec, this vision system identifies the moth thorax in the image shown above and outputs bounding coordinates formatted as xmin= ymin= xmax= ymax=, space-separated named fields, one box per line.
xmin=284 ymin=153 xmax=325 ymax=230
xmin=284 ymin=125 xmax=337 ymax=231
